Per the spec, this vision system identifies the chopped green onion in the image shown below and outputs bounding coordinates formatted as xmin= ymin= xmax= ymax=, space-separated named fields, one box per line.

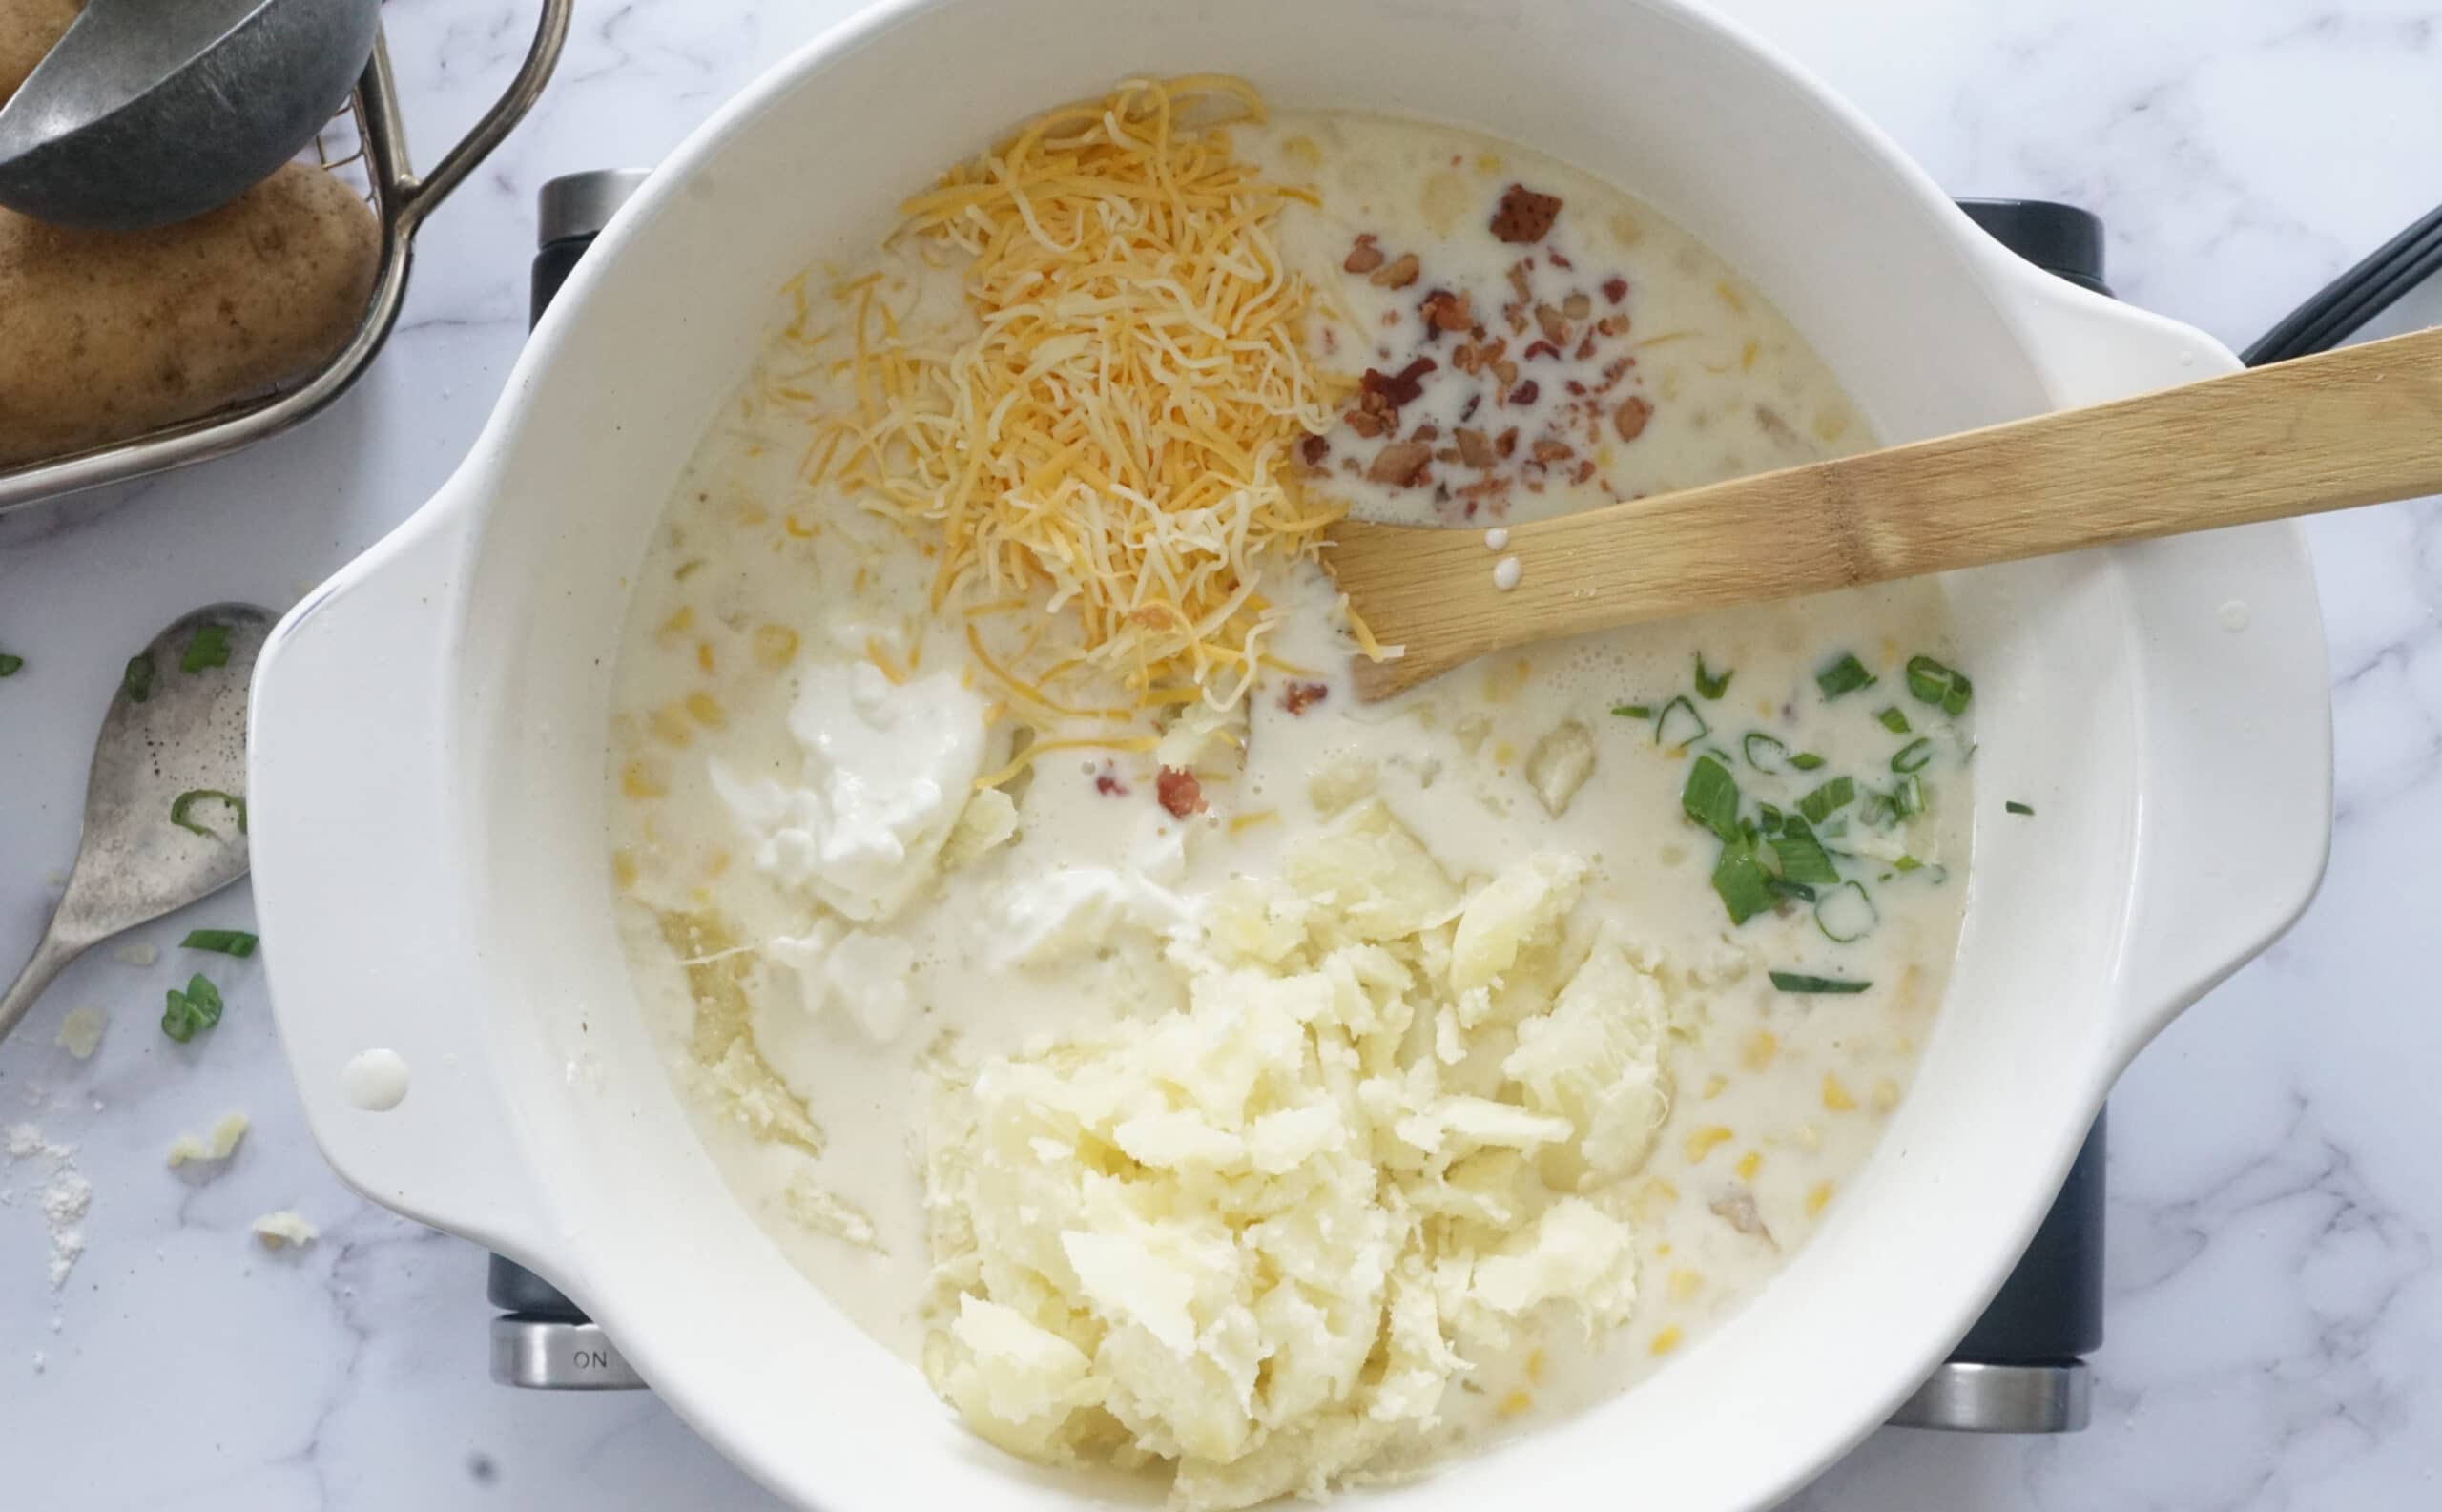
xmin=171 ymin=789 xmax=248 ymax=838
xmin=1891 ymin=737 xmax=1935 ymax=774
xmin=1875 ymin=706 xmax=1911 ymax=734
xmin=181 ymin=929 xmax=259 ymax=959
xmin=123 ymin=653 xmax=156 ymax=703
xmin=1694 ymin=653 xmax=1734 ymax=700
xmin=0 ymin=652 xmax=21 ymax=677
xmin=1769 ymin=970 xmax=1873 ymax=995
xmin=1710 ymin=839 xmax=1775 ymax=925
xmin=1770 ymin=819 xmax=1840 ymax=886
xmin=2005 ymin=800 xmax=2035 ymax=816
xmin=1893 ymin=856 xmax=1924 ymax=873
xmin=1756 ymin=802 xmax=1786 ymax=835
xmin=1796 ymin=776 xmax=1855 ymax=825
xmin=1612 ymin=703 xmax=1653 ymax=720
xmin=160 ymin=973 xmax=225 ymax=1043
xmin=1653 ymin=695 xmax=1708 ymax=750
xmin=1742 ymin=732 xmax=1787 ymax=773
xmin=1788 ymin=751 xmax=1828 ymax=772
xmin=1889 ymin=773 xmax=1925 ymax=818
xmin=1682 ymin=755 xmax=1741 ymax=841
xmin=1905 ymin=654 xmax=1972 ymax=716
xmin=1814 ymin=880 xmax=1879 ymax=942
xmin=1814 ymin=652 xmax=1877 ymax=700
xmin=181 ymin=624 xmax=232 ymax=673
xmin=1766 ymin=877 xmax=1818 ymax=902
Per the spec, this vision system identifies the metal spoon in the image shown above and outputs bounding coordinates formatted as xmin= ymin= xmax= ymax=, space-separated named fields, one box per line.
xmin=0 ymin=605 xmax=269 ymax=1045
xmin=0 ymin=0 xmax=378 ymax=230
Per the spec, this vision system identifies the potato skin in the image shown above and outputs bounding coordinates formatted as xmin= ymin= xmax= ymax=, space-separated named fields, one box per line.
xmin=0 ymin=0 xmax=81 ymax=106
xmin=0 ymin=161 xmax=381 ymax=467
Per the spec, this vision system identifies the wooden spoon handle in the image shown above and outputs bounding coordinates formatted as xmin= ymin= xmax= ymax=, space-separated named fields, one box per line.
xmin=1337 ymin=325 xmax=2442 ymax=699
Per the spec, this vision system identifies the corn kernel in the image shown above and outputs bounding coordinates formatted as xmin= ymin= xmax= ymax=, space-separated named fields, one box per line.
xmin=784 ymin=513 xmax=820 ymax=539
xmin=1685 ymin=1125 xmax=1733 ymax=1161
xmin=1741 ymin=1029 xmax=1778 ymax=1072
xmin=754 ymin=623 xmax=800 ymax=671
xmin=1653 ymin=1241 xmax=1672 ymax=1258
xmin=1806 ymin=1181 xmax=1835 ymax=1216
xmin=696 ymin=640 xmax=717 ymax=674
xmin=646 ymin=706 xmax=693 ymax=748
xmin=1649 ymin=1325 xmax=1683 ymax=1357
xmin=1523 ymin=1348 xmax=1546 ymax=1384
xmin=1871 ymin=1077 xmax=1902 ymax=1113
xmin=735 ymin=502 xmax=771 ymax=528
xmin=1734 ymin=1150 xmax=1761 ymax=1183
xmin=704 ymin=849 xmax=732 ymax=880
xmin=1701 ymin=1073 xmax=1728 ymax=1100
xmin=1497 ymin=1389 xmax=1535 ymax=1419
xmin=1822 ymin=1073 xmax=1856 ymax=1112
xmin=621 ymin=759 xmax=667 ymax=800
xmin=655 ymin=605 xmax=694 ymax=641
xmin=610 ymin=849 xmax=640 ymax=890
xmin=1492 ymin=740 xmax=1517 ymax=768
xmin=686 ymin=692 xmax=728 ymax=730
xmin=1475 ymin=152 xmax=1503 ymax=176
xmin=1667 ymin=1267 xmax=1703 ymax=1301
xmin=1281 ymin=135 xmax=1323 ymax=169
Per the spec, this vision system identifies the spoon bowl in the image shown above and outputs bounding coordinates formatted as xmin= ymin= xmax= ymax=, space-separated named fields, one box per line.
xmin=0 ymin=0 xmax=376 ymax=230
xmin=0 ymin=604 xmax=270 ymax=1045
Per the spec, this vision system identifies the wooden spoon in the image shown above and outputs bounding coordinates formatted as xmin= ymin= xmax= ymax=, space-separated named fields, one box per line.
xmin=1329 ymin=325 xmax=2442 ymax=701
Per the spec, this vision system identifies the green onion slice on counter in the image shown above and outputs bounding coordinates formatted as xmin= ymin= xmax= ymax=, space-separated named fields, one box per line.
xmin=2005 ymin=800 xmax=2035 ymax=816
xmin=181 ymin=930 xmax=259 ymax=958
xmin=181 ymin=624 xmax=232 ymax=673
xmin=1653 ymin=695 xmax=1708 ymax=750
xmin=1769 ymin=970 xmax=1873 ymax=995
xmin=0 ymin=652 xmax=21 ymax=677
xmin=171 ymin=789 xmax=248 ymax=838
xmin=1694 ymin=653 xmax=1734 ymax=700
xmin=1814 ymin=652 xmax=1876 ymax=699
xmin=160 ymin=974 xmax=225 ymax=1043
xmin=1905 ymin=654 xmax=1973 ymax=716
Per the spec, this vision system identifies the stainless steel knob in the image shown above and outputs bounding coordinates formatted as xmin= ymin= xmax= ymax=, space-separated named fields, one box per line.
xmin=489 ymin=1316 xmax=646 ymax=1391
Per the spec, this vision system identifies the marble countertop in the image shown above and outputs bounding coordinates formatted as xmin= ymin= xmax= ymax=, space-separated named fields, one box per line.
xmin=5 ymin=1 xmax=2438 ymax=1507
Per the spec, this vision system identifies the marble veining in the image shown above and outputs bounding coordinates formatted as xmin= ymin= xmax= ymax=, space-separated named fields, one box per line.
xmin=4 ymin=1 xmax=2439 ymax=1506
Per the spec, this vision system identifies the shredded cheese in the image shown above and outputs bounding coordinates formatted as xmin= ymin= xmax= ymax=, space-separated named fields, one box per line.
xmin=813 ymin=76 xmax=1343 ymax=711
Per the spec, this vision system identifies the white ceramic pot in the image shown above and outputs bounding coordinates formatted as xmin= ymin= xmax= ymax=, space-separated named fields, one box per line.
xmin=249 ymin=1 xmax=2333 ymax=1506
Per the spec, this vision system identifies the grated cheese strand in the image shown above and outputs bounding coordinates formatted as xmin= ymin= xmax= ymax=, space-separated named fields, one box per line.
xmin=818 ymin=76 xmax=1342 ymax=711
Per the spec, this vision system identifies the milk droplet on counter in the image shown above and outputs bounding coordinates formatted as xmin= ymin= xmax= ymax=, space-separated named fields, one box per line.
xmin=2217 ymin=599 xmax=2250 ymax=632
xmin=1484 ymin=528 xmax=1510 ymax=550
xmin=1493 ymin=556 xmax=1523 ymax=591
xmin=341 ymin=1048 xmax=410 ymax=1111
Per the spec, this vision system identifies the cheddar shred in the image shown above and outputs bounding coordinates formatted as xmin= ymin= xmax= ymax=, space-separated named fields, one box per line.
xmin=816 ymin=76 xmax=1343 ymax=710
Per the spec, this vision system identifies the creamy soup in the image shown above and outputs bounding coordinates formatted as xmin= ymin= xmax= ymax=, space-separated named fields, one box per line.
xmin=607 ymin=83 xmax=1972 ymax=1509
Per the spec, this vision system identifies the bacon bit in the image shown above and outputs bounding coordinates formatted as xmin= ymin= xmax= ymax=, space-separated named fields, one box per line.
xmin=1574 ymin=335 xmax=1596 ymax=361
xmin=1456 ymin=426 xmax=1496 ymax=467
xmin=1156 ymin=767 xmax=1206 ymax=818
xmin=1597 ymin=313 xmax=1630 ymax=337
xmin=1602 ymin=276 xmax=1629 ymax=304
xmin=1506 ymin=261 xmax=1534 ymax=301
xmin=1459 ymin=393 xmax=1482 ymax=422
xmin=1522 ymin=340 xmax=1560 ymax=362
xmin=1450 ymin=342 xmax=1481 ymax=374
xmin=1095 ymin=769 xmax=1129 ymax=797
xmin=1496 ymin=427 xmax=1520 ymax=459
xmin=1509 ymin=380 xmax=1541 ymax=405
xmin=1491 ymin=183 xmax=1564 ymax=243
xmin=1371 ymin=252 xmax=1421 ymax=289
xmin=1615 ymin=395 xmax=1654 ymax=442
xmin=1505 ymin=306 xmax=1530 ymax=336
xmin=1299 ymin=433 xmax=1330 ymax=466
xmin=1572 ymin=460 xmax=1598 ymax=485
xmin=1282 ymin=681 xmax=1329 ymax=715
xmin=1532 ymin=438 xmax=1575 ymax=464
xmin=1360 ymin=356 xmax=1437 ymax=409
xmin=1565 ymin=379 xmax=1587 ymax=397
xmin=1346 ymin=409 xmax=1389 ymax=438
xmin=1492 ymin=358 xmax=1520 ymax=387
xmin=1434 ymin=446 xmax=1460 ymax=464
xmin=1367 ymin=440 xmax=1434 ymax=486
xmin=1343 ymin=235 xmax=1384 ymax=274
xmin=1534 ymin=303 xmax=1570 ymax=342
xmin=1562 ymin=292 xmax=1592 ymax=320
xmin=1411 ymin=424 xmax=1440 ymax=442
xmin=1420 ymin=289 xmax=1474 ymax=332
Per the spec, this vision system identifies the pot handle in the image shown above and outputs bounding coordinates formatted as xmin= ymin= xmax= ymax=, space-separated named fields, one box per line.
xmin=250 ymin=495 xmax=559 ymax=1267
xmin=1991 ymin=262 xmax=2334 ymax=1069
